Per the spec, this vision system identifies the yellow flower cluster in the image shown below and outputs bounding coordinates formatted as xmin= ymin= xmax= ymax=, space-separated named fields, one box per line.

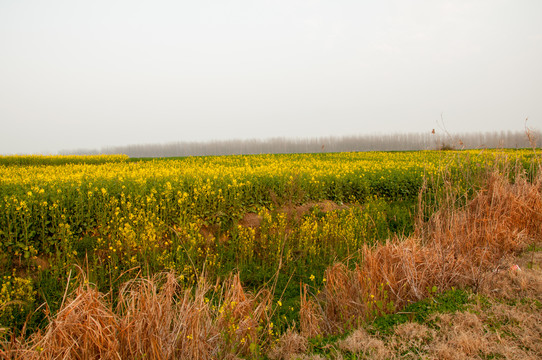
xmin=0 ymin=275 xmax=35 ymax=326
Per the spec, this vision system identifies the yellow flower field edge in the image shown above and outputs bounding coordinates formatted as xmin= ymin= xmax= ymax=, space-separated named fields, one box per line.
xmin=0 ymin=154 xmax=129 ymax=166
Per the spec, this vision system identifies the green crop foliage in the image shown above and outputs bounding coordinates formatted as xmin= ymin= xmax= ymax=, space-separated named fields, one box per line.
xmin=0 ymin=149 xmax=537 ymax=333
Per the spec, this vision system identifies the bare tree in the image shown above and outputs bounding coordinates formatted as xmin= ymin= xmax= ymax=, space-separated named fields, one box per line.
xmin=59 ymin=130 xmax=539 ymax=157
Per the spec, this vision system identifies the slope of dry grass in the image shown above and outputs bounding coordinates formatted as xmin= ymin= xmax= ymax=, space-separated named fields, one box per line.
xmin=287 ymin=250 xmax=541 ymax=360
xmin=1 ymin=272 xmax=273 ymax=360
xmin=299 ymin=169 xmax=542 ymax=336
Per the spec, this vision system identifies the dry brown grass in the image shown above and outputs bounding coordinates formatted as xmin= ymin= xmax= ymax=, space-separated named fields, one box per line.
xmin=308 ymin=168 xmax=542 ymax=332
xmin=268 ymin=328 xmax=308 ymax=360
xmin=116 ymin=272 xmax=217 ymax=359
xmin=479 ymin=250 xmax=542 ymax=300
xmin=309 ymin=248 xmax=542 ymax=359
xmin=26 ymin=285 xmax=120 ymax=360
xmin=3 ymin=271 xmax=273 ymax=359
xmin=299 ymin=284 xmax=328 ymax=337
xmin=337 ymin=328 xmax=391 ymax=359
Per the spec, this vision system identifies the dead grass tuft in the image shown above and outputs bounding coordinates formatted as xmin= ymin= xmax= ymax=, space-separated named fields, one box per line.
xmin=216 ymin=272 xmax=273 ymax=357
xmin=299 ymin=284 xmax=327 ymax=337
xmin=479 ymin=251 xmax=542 ymax=301
xmin=394 ymin=322 xmax=434 ymax=343
xmin=317 ymin=169 xmax=542 ymax=331
xmin=433 ymin=312 xmax=488 ymax=357
xmin=117 ymin=272 xmax=218 ymax=359
xmin=337 ymin=328 xmax=391 ymax=359
xmin=3 ymin=271 xmax=273 ymax=359
xmin=268 ymin=328 xmax=308 ymax=360
xmin=34 ymin=284 xmax=120 ymax=359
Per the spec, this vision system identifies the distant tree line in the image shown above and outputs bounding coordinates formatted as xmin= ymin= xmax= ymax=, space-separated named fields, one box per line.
xmin=61 ymin=130 xmax=539 ymax=157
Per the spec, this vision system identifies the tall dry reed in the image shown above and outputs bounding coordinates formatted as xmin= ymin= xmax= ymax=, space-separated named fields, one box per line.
xmin=3 ymin=271 xmax=273 ymax=359
xmin=303 ymin=167 xmax=542 ymax=334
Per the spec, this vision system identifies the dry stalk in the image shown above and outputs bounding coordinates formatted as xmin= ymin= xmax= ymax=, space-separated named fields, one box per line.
xmin=318 ymin=167 xmax=542 ymax=333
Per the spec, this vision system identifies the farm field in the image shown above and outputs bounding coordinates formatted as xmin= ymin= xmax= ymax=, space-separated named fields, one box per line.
xmin=0 ymin=149 xmax=540 ymax=359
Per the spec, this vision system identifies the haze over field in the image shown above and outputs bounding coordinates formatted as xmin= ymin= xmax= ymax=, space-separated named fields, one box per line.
xmin=1 ymin=0 xmax=541 ymax=155
xmin=64 ymin=130 xmax=539 ymax=157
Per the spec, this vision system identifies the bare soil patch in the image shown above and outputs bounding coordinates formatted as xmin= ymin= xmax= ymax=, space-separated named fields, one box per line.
xmin=238 ymin=200 xmax=352 ymax=230
xmin=278 ymin=200 xmax=350 ymax=223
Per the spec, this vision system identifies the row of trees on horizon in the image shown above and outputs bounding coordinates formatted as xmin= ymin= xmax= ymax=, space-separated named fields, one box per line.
xmin=61 ymin=130 xmax=539 ymax=157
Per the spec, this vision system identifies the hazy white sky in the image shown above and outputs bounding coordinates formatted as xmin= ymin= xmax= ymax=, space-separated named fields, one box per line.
xmin=1 ymin=0 xmax=541 ymax=154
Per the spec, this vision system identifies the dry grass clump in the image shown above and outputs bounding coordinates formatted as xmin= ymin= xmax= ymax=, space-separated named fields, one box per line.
xmin=216 ymin=273 xmax=273 ymax=357
xmin=268 ymin=328 xmax=308 ymax=360
xmin=309 ymin=169 xmax=542 ymax=332
xmin=393 ymin=322 xmax=435 ymax=347
xmin=337 ymin=328 xmax=391 ymax=359
xmin=302 ymin=246 xmax=542 ymax=360
xmin=299 ymin=284 xmax=328 ymax=337
xmin=305 ymin=252 xmax=542 ymax=359
xmin=30 ymin=285 xmax=120 ymax=360
xmin=429 ymin=312 xmax=489 ymax=358
xmin=426 ymin=294 xmax=542 ymax=360
xmin=485 ymin=302 xmax=542 ymax=357
xmin=479 ymin=251 xmax=542 ymax=301
xmin=116 ymin=272 xmax=217 ymax=359
xmin=4 ymin=272 xmax=273 ymax=359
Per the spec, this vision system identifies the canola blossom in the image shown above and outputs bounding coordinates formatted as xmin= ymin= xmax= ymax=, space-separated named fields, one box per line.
xmin=0 ymin=149 xmax=537 ymax=331
xmin=0 ymin=150 xmax=535 ymax=268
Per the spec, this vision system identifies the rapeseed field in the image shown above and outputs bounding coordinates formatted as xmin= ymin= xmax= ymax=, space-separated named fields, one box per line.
xmin=0 ymin=149 xmax=537 ymax=338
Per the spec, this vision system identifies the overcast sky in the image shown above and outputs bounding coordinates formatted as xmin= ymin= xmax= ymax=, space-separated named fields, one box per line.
xmin=1 ymin=0 xmax=541 ymax=154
